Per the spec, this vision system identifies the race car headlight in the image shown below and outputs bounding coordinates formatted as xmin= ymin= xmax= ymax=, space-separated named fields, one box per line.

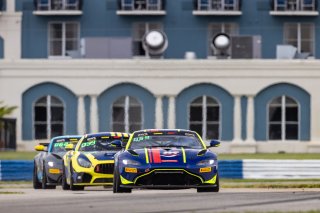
xmin=196 ymin=159 xmax=215 ymax=166
xmin=77 ymin=155 xmax=92 ymax=168
xmin=48 ymin=161 xmax=54 ymax=167
xmin=122 ymin=159 xmax=141 ymax=166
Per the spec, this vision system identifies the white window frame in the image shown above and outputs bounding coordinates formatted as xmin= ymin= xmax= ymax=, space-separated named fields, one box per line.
xmin=267 ymin=95 xmax=300 ymax=141
xmin=48 ymin=22 xmax=80 ymax=58
xmin=188 ymin=95 xmax=221 ymax=140
xmin=283 ymin=22 xmax=315 ymax=56
xmin=33 ymin=95 xmax=65 ymax=140
xmin=111 ymin=96 xmax=143 ymax=133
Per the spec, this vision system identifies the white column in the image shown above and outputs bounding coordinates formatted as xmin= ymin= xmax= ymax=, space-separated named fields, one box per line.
xmin=90 ymin=95 xmax=98 ymax=133
xmin=232 ymin=95 xmax=242 ymax=142
xmin=6 ymin=0 xmax=15 ymax=13
xmin=77 ymin=95 xmax=86 ymax=135
xmin=246 ymin=95 xmax=255 ymax=142
xmin=0 ymin=7 xmax=22 ymax=59
xmin=155 ymin=95 xmax=163 ymax=129
xmin=167 ymin=96 xmax=176 ymax=129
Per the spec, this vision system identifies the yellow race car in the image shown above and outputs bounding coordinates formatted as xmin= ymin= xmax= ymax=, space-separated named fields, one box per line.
xmin=62 ymin=132 xmax=130 ymax=190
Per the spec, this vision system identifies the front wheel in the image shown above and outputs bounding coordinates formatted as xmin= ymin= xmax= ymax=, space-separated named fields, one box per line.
xmin=33 ymin=162 xmax=41 ymax=189
xmin=42 ymin=165 xmax=56 ymax=189
xmin=61 ymin=163 xmax=70 ymax=190
xmin=113 ymin=166 xmax=132 ymax=193
xmin=197 ymin=174 xmax=219 ymax=193
xmin=69 ymin=163 xmax=84 ymax=191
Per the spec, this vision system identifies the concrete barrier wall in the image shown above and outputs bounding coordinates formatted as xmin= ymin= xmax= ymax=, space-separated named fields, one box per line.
xmin=0 ymin=160 xmax=320 ymax=181
xmin=242 ymin=160 xmax=320 ymax=179
xmin=0 ymin=160 xmax=33 ymax=181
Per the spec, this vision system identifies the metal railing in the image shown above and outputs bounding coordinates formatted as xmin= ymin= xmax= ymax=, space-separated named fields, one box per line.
xmin=196 ymin=0 xmax=240 ymax=11
xmin=119 ymin=0 xmax=163 ymax=11
xmin=272 ymin=0 xmax=316 ymax=11
xmin=35 ymin=0 xmax=81 ymax=11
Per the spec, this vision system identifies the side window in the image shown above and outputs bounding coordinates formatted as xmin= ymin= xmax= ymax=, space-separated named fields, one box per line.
xmin=34 ymin=95 xmax=64 ymax=139
xmin=112 ymin=96 xmax=142 ymax=132
xmin=283 ymin=23 xmax=314 ymax=57
xmin=49 ymin=22 xmax=80 ymax=58
xmin=189 ymin=96 xmax=220 ymax=140
xmin=268 ymin=96 xmax=299 ymax=140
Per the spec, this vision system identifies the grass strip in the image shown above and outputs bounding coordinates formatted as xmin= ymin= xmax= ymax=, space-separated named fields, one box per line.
xmin=0 ymin=191 xmax=24 ymax=194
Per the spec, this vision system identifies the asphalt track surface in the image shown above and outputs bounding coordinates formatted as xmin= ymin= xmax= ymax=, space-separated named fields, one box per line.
xmin=1 ymin=186 xmax=320 ymax=213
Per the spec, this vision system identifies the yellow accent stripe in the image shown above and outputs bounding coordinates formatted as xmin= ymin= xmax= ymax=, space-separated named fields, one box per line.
xmin=117 ymin=132 xmax=122 ymax=137
xmin=120 ymin=175 xmax=134 ymax=184
xmin=111 ymin=132 xmax=115 ymax=137
xmin=204 ymin=174 xmax=217 ymax=184
xmin=144 ymin=148 xmax=149 ymax=163
xmin=181 ymin=147 xmax=186 ymax=163
xmin=123 ymin=133 xmax=129 ymax=138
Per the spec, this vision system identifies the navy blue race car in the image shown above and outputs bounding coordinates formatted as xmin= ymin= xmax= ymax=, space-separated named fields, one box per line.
xmin=113 ymin=129 xmax=220 ymax=193
xmin=33 ymin=135 xmax=82 ymax=189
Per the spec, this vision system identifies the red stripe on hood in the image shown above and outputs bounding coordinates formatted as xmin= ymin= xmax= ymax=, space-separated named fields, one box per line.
xmin=152 ymin=148 xmax=162 ymax=164
xmin=148 ymin=148 xmax=153 ymax=163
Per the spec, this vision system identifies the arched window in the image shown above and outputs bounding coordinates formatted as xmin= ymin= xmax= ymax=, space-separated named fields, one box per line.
xmin=112 ymin=96 xmax=142 ymax=133
xmin=34 ymin=96 xmax=64 ymax=139
xmin=189 ymin=96 xmax=220 ymax=140
xmin=268 ymin=96 xmax=299 ymax=140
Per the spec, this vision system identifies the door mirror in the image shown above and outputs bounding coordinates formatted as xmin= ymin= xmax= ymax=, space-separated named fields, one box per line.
xmin=65 ymin=143 xmax=74 ymax=151
xmin=208 ymin=140 xmax=220 ymax=148
xmin=34 ymin=144 xmax=45 ymax=152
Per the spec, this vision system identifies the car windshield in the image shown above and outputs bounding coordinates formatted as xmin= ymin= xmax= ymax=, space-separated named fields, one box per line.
xmin=129 ymin=132 xmax=204 ymax=150
xmin=78 ymin=136 xmax=126 ymax=152
xmin=51 ymin=138 xmax=79 ymax=153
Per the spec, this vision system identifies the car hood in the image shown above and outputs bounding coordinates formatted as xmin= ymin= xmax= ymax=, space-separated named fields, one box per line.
xmin=86 ymin=151 xmax=119 ymax=161
xmin=127 ymin=147 xmax=214 ymax=164
xmin=50 ymin=152 xmax=66 ymax=159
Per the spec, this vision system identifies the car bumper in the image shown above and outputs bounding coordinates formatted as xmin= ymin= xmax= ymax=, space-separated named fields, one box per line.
xmin=119 ymin=166 xmax=218 ymax=188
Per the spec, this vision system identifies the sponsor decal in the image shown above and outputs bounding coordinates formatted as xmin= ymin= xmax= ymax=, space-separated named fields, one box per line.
xmin=200 ymin=167 xmax=212 ymax=173
xmin=49 ymin=169 xmax=60 ymax=174
xmin=161 ymin=150 xmax=179 ymax=158
xmin=125 ymin=167 xmax=137 ymax=173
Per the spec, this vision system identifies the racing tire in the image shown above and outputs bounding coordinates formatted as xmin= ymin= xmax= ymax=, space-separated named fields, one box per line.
xmin=33 ymin=162 xmax=42 ymax=189
xmin=113 ymin=166 xmax=132 ymax=193
xmin=61 ymin=163 xmax=70 ymax=190
xmin=197 ymin=174 xmax=219 ymax=193
xmin=69 ymin=163 xmax=85 ymax=191
xmin=42 ymin=165 xmax=56 ymax=189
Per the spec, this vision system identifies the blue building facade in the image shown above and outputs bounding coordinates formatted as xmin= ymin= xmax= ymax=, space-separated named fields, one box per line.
xmin=16 ymin=0 xmax=320 ymax=59
xmin=1 ymin=0 xmax=319 ymax=152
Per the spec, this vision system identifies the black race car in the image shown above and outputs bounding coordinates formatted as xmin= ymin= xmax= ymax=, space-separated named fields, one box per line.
xmin=33 ymin=135 xmax=81 ymax=189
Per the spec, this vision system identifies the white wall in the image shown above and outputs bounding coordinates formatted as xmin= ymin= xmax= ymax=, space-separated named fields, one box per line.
xmin=1 ymin=59 xmax=320 ymax=152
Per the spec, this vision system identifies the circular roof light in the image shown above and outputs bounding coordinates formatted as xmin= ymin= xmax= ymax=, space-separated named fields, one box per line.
xmin=212 ymin=33 xmax=230 ymax=50
xmin=145 ymin=31 xmax=165 ymax=49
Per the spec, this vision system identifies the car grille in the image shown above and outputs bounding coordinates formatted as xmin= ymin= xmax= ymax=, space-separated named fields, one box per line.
xmin=93 ymin=178 xmax=113 ymax=183
xmin=94 ymin=163 xmax=114 ymax=174
xmin=135 ymin=170 xmax=202 ymax=186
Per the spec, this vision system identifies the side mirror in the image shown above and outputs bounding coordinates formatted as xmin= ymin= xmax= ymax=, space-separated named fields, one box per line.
xmin=208 ymin=140 xmax=220 ymax=148
xmin=65 ymin=143 xmax=74 ymax=151
xmin=110 ymin=140 xmax=122 ymax=148
xmin=34 ymin=144 xmax=45 ymax=152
